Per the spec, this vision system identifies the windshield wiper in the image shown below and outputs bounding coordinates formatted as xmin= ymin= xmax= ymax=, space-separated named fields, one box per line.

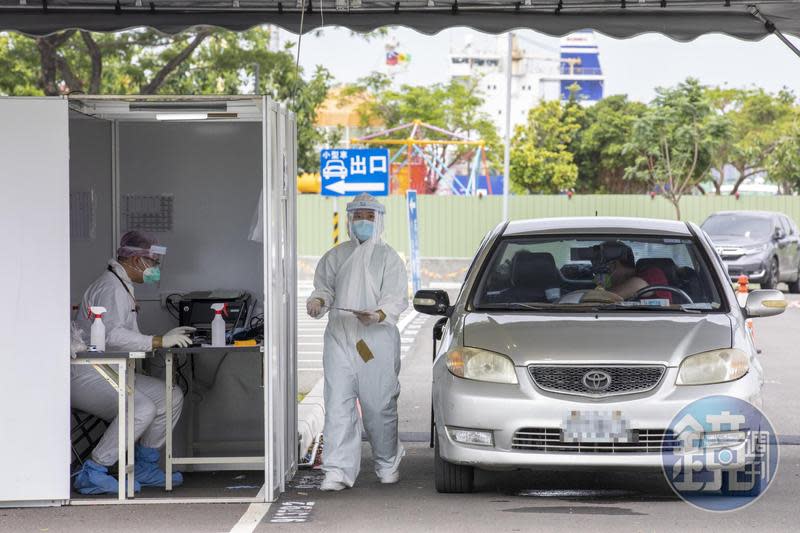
xmin=591 ymin=303 xmax=702 ymax=314
xmin=479 ymin=302 xmax=574 ymax=311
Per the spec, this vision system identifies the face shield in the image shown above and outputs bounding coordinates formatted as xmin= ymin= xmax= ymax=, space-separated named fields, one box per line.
xmin=346 ymin=194 xmax=386 ymax=244
xmin=117 ymin=231 xmax=167 ymax=286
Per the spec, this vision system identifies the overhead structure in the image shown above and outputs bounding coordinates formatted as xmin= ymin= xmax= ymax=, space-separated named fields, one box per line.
xmin=2 ymin=1 xmax=800 ymax=45
xmin=352 ymin=119 xmax=491 ymax=195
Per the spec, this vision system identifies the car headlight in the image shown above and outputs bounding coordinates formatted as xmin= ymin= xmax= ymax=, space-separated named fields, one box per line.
xmin=446 ymin=347 xmax=518 ymax=384
xmin=676 ymin=348 xmax=749 ymax=385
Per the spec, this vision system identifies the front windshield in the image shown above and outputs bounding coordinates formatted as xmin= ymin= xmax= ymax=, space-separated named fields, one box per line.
xmin=701 ymin=215 xmax=773 ymax=240
xmin=473 ymin=235 xmax=723 ymax=312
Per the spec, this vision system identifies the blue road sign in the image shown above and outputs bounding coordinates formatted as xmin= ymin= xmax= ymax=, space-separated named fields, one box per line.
xmin=407 ymin=190 xmax=422 ymax=295
xmin=320 ymin=148 xmax=390 ymax=196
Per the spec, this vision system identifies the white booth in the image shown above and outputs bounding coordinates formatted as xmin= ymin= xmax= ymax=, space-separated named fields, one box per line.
xmin=0 ymin=96 xmax=298 ymax=506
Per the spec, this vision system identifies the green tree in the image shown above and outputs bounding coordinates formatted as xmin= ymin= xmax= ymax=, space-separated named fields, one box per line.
xmin=570 ymin=95 xmax=648 ymax=193
xmin=341 ymin=74 xmax=502 ymax=183
xmin=766 ymin=126 xmax=800 ymax=193
xmin=509 ymin=100 xmax=581 ymax=193
xmin=624 ymin=79 xmax=730 ymax=219
xmin=0 ymin=28 xmax=332 ymax=171
xmin=706 ymin=87 xmax=797 ymax=195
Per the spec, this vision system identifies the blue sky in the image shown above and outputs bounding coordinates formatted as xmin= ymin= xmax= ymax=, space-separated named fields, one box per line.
xmin=288 ymin=26 xmax=800 ymax=102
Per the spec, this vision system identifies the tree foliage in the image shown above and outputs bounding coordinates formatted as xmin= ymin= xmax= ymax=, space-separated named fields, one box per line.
xmin=342 ymin=74 xmax=502 ymax=170
xmin=0 ymin=28 xmax=332 ymax=171
xmin=706 ymin=87 xmax=797 ymax=195
xmin=509 ymin=100 xmax=581 ymax=194
xmin=624 ymin=79 xmax=730 ymax=218
xmin=570 ymin=95 xmax=648 ymax=193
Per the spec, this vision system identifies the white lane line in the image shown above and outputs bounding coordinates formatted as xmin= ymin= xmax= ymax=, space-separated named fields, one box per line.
xmin=397 ymin=310 xmax=420 ymax=334
xmin=229 ymin=485 xmax=270 ymax=533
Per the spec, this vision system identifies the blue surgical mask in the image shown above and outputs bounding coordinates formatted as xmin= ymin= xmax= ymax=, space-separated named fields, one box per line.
xmin=352 ymin=220 xmax=374 ymax=242
xmin=143 ymin=266 xmax=161 ymax=284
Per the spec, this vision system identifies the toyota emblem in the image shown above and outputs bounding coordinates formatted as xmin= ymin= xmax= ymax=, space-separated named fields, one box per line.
xmin=582 ymin=370 xmax=612 ymax=392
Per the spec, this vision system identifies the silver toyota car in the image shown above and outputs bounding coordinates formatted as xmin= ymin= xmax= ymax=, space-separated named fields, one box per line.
xmin=413 ymin=217 xmax=786 ymax=493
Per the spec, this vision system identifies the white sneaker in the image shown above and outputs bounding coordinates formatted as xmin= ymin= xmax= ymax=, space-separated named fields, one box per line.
xmin=320 ymin=477 xmax=348 ymax=491
xmin=378 ymin=471 xmax=400 ymax=484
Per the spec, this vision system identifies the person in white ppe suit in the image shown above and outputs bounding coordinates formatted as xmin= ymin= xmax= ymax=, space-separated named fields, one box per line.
xmin=307 ymin=193 xmax=408 ymax=491
xmin=71 ymin=230 xmax=195 ymax=495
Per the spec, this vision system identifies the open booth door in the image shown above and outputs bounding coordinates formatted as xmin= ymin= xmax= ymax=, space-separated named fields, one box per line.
xmin=262 ymin=97 xmax=299 ymax=502
xmin=0 ymin=97 xmax=71 ymax=506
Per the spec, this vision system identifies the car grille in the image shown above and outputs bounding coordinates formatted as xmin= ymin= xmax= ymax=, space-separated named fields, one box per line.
xmin=512 ymin=428 xmax=678 ymax=454
xmin=528 ymin=365 xmax=666 ymax=397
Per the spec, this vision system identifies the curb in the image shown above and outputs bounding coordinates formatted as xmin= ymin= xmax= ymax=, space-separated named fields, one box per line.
xmin=297 ymin=377 xmax=325 ymax=459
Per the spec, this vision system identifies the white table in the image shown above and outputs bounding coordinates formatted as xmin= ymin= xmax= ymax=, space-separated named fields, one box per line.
xmin=161 ymin=345 xmax=265 ymax=491
xmin=71 ymin=351 xmax=148 ymax=500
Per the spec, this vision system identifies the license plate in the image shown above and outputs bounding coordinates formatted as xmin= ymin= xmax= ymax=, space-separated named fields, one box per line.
xmin=563 ymin=410 xmax=630 ymax=443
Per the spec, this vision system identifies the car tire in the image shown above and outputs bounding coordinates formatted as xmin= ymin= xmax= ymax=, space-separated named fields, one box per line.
xmin=434 ymin=427 xmax=474 ymax=493
xmin=788 ymin=266 xmax=800 ymax=294
xmin=762 ymin=258 xmax=778 ymax=290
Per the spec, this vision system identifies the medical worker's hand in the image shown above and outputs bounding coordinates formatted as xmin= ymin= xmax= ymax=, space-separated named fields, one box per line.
xmin=354 ymin=310 xmax=383 ymax=327
xmin=162 ymin=326 xmax=196 ymax=348
xmin=307 ymin=298 xmax=324 ymax=319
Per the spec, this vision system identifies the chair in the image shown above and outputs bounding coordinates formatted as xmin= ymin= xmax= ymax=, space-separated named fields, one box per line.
xmin=70 ymin=409 xmax=108 ymax=467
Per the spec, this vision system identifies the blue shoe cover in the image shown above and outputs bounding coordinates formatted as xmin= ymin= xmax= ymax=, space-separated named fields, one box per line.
xmin=74 ymin=460 xmax=141 ymax=495
xmin=134 ymin=445 xmax=183 ymax=488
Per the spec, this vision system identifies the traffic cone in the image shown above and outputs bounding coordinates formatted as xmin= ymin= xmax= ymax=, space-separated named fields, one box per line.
xmin=737 ymin=274 xmax=754 ymax=339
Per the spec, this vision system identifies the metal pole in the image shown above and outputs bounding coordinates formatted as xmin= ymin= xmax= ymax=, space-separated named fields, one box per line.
xmin=502 ymin=32 xmax=513 ymax=222
xmin=253 ymin=63 xmax=261 ymax=94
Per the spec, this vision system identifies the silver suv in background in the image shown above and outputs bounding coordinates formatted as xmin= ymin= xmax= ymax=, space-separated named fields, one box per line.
xmin=413 ymin=217 xmax=786 ymax=493
xmin=701 ymin=211 xmax=800 ymax=291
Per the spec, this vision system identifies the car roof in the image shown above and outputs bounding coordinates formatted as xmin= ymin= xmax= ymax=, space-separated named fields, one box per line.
xmin=503 ymin=217 xmax=692 ymax=237
xmin=704 ymin=210 xmax=780 ymax=220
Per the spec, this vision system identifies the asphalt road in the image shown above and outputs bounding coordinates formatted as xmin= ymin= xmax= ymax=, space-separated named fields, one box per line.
xmin=3 ymin=293 xmax=799 ymax=533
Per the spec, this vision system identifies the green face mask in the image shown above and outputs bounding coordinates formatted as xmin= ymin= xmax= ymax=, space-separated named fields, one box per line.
xmin=143 ymin=266 xmax=161 ymax=284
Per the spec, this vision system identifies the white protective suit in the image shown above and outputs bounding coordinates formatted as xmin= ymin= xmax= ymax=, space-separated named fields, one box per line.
xmin=309 ymin=197 xmax=408 ymax=486
xmin=71 ymin=259 xmax=183 ymax=466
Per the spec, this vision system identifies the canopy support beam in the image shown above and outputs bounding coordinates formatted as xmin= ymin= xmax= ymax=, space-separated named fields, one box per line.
xmin=750 ymin=6 xmax=800 ymax=59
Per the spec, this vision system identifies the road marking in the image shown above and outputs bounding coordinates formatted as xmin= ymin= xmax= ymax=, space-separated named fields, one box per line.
xmin=229 ymin=485 xmax=270 ymax=533
xmin=397 ymin=310 xmax=420 ymax=334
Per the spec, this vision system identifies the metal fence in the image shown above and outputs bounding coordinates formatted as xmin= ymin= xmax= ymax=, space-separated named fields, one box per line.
xmin=297 ymin=194 xmax=800 ymax=258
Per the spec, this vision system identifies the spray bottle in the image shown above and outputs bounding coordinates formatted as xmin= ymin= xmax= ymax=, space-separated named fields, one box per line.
xmin=210 ymin=303 xmax=228 ymax=347
xmin=89 ymin=306 xmax=108 ymax=352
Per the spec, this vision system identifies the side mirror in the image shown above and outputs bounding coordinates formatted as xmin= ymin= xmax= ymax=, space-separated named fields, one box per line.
xmin=413 ymin=289 xmax=452 ymax=316
xmin=743 ymin=289 xmax=786 ymax=318
xmin=774 ymin=228 xmax=786 ymax=240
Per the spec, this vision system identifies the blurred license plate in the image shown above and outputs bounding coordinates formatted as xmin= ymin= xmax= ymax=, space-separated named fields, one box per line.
xmin=563 ymin=410 xmax=630 ymax=443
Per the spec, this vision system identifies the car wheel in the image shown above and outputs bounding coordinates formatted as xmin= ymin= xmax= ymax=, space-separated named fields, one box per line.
xmin=762 ymin=258 xmax=778 ymax=290
xmin=788 ymin=265 xmax=800 ymax=294
xmin=434 ymin=426 xmax=474 ymax=493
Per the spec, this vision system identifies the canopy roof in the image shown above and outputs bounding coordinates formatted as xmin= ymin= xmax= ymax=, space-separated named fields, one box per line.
xmin=1 ymin=1 xmax=799 ymax=41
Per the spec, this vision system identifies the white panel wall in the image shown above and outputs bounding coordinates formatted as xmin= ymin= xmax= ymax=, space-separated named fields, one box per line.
xmin=117 ymin=121 xmax=265 ymax=446
xmin=0 ymin=98 xmax=71 ymax=503
xmin=68 ymin=114 xmax=114 ymax=304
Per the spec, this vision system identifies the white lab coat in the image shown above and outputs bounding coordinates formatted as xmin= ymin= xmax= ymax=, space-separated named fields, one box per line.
xmin=71 ymin=259 xmax=182 ymax=466
xmin=76 ymin=260 xmax=153 ymax=351
xmin=309 ymin=237 xmax=408 ymax=486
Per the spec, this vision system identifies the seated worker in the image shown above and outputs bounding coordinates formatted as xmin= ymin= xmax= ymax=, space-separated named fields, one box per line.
xmin=600 ymin=242 xmax=672 ymax=302
xmin=71 ymin=231 xmax=195 ymax=495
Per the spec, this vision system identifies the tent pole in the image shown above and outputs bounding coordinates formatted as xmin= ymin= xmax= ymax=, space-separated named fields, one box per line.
xmin=750 ymin=6 xmax=800 ymax=59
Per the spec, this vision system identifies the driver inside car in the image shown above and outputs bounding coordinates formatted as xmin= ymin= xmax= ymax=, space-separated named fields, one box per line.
xmin=596 ymin=242 xmax=673 ymax=302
